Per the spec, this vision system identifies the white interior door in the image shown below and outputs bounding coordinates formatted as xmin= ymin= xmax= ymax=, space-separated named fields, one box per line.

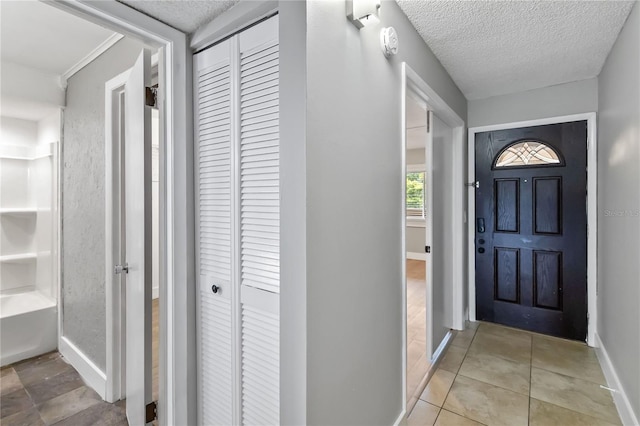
xmin=124 ymin=49 xmax=152 ymax=426
xmin=427 ymin=111 xmax=455 ymax=358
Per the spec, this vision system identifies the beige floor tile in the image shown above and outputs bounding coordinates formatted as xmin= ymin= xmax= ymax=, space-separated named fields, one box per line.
xmin=465 ymin=321 xmax=480 ymax=331
xmin=435 ymin=409 xmax=484 ymax=426
xmin=530 ymin=368 xmax=621 ymax=425
xmin=443 ymin=375 xmax=529 ymax=426
xmin=438 ymin=345 xmax=467 ymax=374
xmin=467 ymin=330 xmax=532 ymax=364
xmin=476 ymin=322 xmax=531 ymax=343
xmin=419 ymin=369 xmax=456 ymax=407
xmin=529 ymin=398 xmax=618 ymax=426
xmin=458 ymin=351 xmax=530 ymax=395
xmin=532 ymin=335 xmax=606 ymax=385
xmin=451 ymin=328 xmax=476 ymax=349
xmin=408 ymin=400 xmax=440 ymax=426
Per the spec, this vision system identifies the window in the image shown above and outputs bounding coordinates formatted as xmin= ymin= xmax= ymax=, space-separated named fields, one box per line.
xmin=494 ymin=140 xmax=563 ymax=169
xmin=406 ymin=171 xmax=425 ymax=219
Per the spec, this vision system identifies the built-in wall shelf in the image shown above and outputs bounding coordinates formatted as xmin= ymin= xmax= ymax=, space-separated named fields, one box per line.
xmin=0 ymin=143 xmax=54 ymax=161
xmin=0 ymin=208 xmax=40 ymax=217
xmin=0 ymin=253 xmax=41 ymax=263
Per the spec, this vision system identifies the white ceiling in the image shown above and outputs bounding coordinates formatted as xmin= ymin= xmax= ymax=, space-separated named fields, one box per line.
xmin=117 ymin=0 xmax=240 ymax=33
xmin=0 ymin=1 xmax=117 ymax=76
xmin=396 ymin=0 xmax=635 ymax=100
xmin=406 ymin=95 xmax=426 ymax=150
xmin=1 ymin=1 xmax=121 ymax=121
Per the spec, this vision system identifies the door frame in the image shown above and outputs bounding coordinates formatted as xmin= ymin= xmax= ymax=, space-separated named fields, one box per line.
xmin=105 ymin=70 xmax=129 ymax=403
xmin=49 ymin=1 xmax=195 ymax=424
xmin=401 ymin=63 xmax=466 ymax=413
xmin=467 ymin=112 xmax=597 ymax=346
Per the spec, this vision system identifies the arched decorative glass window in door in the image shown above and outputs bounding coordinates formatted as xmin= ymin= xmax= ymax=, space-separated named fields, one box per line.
xmin=493 ymin=140 xmax=564 ymax=169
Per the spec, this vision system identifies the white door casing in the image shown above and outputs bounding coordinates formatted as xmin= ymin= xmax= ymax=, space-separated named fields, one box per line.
xmin=195 ymin=15 xmax=280 ymax=426
xmin=424 ymin=109 xmax=435 ymax=359
xmin=124 ymin=49 xmax=153 ymax=426
xmin=428 ymin=112 xmax=456 ymax=359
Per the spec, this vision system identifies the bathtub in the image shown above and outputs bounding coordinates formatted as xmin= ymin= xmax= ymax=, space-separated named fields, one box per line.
xmin=0 ymin=291 xmax=58 ymax=366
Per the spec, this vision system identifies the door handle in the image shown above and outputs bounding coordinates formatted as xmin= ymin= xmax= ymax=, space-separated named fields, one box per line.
xmin=477 ymin=218 xmax=485 ymax=233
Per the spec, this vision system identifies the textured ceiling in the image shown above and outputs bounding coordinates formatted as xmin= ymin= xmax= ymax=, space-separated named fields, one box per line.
xmin=0 ymin=1 xmax=116 ymax=75
xmin=396 ymin=0 xmax=635 ymax=100
xmin=117 ymin=0 xmax=240 ymax=33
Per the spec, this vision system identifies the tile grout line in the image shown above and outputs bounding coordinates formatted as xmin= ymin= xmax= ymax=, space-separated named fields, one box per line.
xmin=438 ymin=324 xmax=484 ymax=425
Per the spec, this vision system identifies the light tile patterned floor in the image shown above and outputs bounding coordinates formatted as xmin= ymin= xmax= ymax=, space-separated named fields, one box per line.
xmin=407 ymin=322 xmax=622 ymax=426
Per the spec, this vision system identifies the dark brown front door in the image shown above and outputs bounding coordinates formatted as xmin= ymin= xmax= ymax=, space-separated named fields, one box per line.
xmin=475 ymin=121 xmax=588 ymax=341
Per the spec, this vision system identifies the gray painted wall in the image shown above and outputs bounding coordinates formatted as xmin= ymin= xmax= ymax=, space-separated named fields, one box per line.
xmin=597 ymin=3 xmax=640 ymax=421
xmin=62 ymin=37 xmax=144 ymax=371
xmin=468 ymin=77 xmax=598 ymax=128
xmin=406 ymin=148 xmax=425 ymax=254
xmin=305 ymin=0 xmax=466 ymax=423
xmin=279 ymin=1 xmax=308 ymax=424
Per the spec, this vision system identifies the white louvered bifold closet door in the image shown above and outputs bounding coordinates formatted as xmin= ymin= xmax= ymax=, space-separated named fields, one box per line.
xmin=238 ymin=16 xmax=280 ymax=426
xmin=195 ymin=39 xmax=234 ymax=426
xmin=195 ymin=15 xmax=280 ymax=426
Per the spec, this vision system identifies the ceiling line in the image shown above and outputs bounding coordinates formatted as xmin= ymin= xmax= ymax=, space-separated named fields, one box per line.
xmin=61 ymin=33 xmax=124 ymax=84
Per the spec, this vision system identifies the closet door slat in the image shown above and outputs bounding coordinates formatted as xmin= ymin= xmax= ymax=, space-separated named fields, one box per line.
xmin=239 ymin=15 xmax=280 ymax=426
xmin=195 ymin=41 xmax=234 ymax=426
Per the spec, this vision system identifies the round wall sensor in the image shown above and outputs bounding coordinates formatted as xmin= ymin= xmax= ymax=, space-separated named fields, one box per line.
xmin=380 ymin=27 xmax=398 ymax=58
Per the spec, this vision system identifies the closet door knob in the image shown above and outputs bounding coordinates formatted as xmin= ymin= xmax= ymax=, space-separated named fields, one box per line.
xmin=211 ymin=285 xmax=219 ymax=294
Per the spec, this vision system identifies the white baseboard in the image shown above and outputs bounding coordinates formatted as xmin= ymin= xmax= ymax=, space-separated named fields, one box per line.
xmin=407 ymin=252 xmax=426 ymax=261
xmin=594 ymin=334 xmax=639 ymax=426
xmin=431 ymin=330 xmax=454 ymax=364
xmin=152 ymin=285 xmax=159 ymax=300
xmin=59 ymin=336 xmax=107 ymax=400
xmin=393 ymin=408 xmax=407 ymax=426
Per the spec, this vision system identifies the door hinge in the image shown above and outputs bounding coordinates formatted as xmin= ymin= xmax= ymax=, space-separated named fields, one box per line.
xmin=146 ymin=85 xmax=158 ymax=108
xmin=146 ymin=401 xmax=158 ymax=423
xmin=425 ymin=245 xmax=431 ymax=253
xmin=426 ymin=111 xmax=431 ymax=133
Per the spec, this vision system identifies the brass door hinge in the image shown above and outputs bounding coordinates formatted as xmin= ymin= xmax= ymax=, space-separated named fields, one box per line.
xmin=146 ymin=400 xmax=158 ymax=423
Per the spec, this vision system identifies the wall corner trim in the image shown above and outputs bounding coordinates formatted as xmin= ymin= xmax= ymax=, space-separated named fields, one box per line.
xmin=59 ymin=336 xmax=107 ymax=400
xmin=61 ymin=33 xmax=125 ymax=84
xmin=594 ymin=333 xmax=639 ymax=426
xmin=393 ymin=408 xmax=407 ymax=426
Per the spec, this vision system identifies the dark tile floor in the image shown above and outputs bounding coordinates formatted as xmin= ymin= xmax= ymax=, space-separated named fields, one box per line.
xmin=0 ymin=352 xmax=128 ymax=426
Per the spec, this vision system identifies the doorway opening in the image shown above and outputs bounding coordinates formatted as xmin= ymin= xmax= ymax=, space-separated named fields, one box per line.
xmin=402 ymin=63 xmax=466 ymax=416
xmin=0 ymin=1 xmax=185 ymax=424
xmin=467 ymin=113 xmax=598 ymax=345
